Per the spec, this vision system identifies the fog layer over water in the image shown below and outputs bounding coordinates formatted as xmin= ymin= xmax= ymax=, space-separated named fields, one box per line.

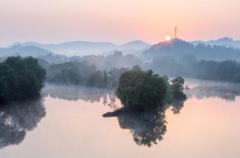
xmin=0 ymin=79 xmax=240 ymax=158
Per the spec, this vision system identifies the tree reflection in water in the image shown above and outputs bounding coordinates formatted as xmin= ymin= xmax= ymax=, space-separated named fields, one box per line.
xmin=118 ymin=108 xmax=166 ymax=147
xmin=185 ymin=82 xmax=240 ymax=101
xmin=43 ymin=84 xmax=187 ymax=146
xmin=0 ymin=100 xmax=45 ymax=149
xmin=42 ymin=84 xmax=118 ymax=109
xmin=111 ymin=82 xmax=240 ymax=147
xmin=104 ymin=98 xmax=186 ymax=147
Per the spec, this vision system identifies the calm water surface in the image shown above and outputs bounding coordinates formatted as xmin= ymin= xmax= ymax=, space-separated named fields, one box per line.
xmin=1 ymin=79 xmax=240 ymax=158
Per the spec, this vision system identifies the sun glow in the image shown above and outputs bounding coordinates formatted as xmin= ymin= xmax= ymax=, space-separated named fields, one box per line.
xmin=165 ymin=35 xmax=172 ymax=41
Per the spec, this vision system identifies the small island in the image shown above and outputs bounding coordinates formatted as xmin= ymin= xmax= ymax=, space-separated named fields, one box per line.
xmin=103 ymin=69 xmax=186 ymax=117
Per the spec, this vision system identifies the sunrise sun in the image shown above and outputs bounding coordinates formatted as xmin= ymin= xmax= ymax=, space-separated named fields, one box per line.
xmin=165 ymin=35 xmax=172 ymax=41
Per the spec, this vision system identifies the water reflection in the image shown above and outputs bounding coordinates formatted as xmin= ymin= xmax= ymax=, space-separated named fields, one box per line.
xmin=42 ymin=84 xmax=118 ymax=109
xmin=185 ymin=83 xmax=240 ymax=101
xmin=0 ymin=100 xmax=45 ymax=149
xmin=118 ymin=108 xmax=167 ymax=147
xmin=42 ymin=83 xmax=240 ymax=147
xmin=103 ymin=98 xmax=186 ymax=147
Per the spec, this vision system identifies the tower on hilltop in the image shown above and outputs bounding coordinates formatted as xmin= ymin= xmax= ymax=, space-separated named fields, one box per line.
xmin=174 ymin=27 xmax=178 ymax=39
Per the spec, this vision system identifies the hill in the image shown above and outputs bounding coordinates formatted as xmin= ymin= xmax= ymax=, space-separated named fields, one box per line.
xmin=0 ymin=45 xmax=52 ymax=57
xmin=142 ymin=38 xmax=240 ymax=61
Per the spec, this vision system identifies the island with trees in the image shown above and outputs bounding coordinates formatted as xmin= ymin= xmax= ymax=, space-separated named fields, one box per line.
xmin=103 ymin=69 xmax=186 ymax=117
xmin=103 ymin=69 xmax=187 ymax=146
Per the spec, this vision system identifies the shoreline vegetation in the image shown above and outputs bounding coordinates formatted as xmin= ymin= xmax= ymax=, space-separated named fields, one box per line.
xmin=0 ymin=56 xmax=186 ymax=114
xmin=2 ymin=49 xmax=240 ymax=86
xmin=0 ymin=57 xmax=46 ymax=104
xmin=1 ymin=54 xmax=239 ymax=110
xmin=0 ymin=54 xmax=235 ymax=148
xmin=43 ymin=52 xmax=240 ymax=85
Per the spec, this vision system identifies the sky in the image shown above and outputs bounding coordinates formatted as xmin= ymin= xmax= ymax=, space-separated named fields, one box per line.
xmin=0 ymin=0 xmax=240 ymax=46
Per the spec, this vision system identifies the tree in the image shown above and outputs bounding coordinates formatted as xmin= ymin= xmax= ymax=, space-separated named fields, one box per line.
xmin=116 ymin=69 xmax=187 ymax=110
xmin=0 ymin=57 xmax=46 ymax=104
xmin=117 ymin=70 xmax=168 ymax=110
xmin=171 ymin=77 xmax=186 ymax=99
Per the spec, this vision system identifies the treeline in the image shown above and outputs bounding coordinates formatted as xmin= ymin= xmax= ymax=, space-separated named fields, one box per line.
xmin=0 ymin=57 xmax=46 ymax=104
xmin=34 ymin=51 xmax=144 ymax=88
xmin=33 ymin=51 xmax=142 ymax=70
xmin=80 ymin=51 xmax=142 ymax=70
xmin=149 ymin=56 xmax=240 ymax=83
xmin=45 ymin=57 xmax=240 ymax=87
xmin=46 ymin=61 xmax=133 ymax=88
xmin=195 ymin=60 xmax=240 ymax=83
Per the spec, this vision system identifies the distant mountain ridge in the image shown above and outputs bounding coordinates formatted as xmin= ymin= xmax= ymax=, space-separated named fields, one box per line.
xmin=192 ymin=37 xmax=240 ymax=49
xmin=121 ymin=40 xmax=151 ymax=49
xmin=14 ymin=40 xmax=151 ymax=56
xmin=0 ymin=45 xmax=52 ymax=57
xmin=3 ymin=38 xmax=240 ymax=61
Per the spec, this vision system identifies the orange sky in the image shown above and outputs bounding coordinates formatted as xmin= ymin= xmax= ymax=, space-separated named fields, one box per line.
xmin=0 ymin=0 xmax=240 ymax=46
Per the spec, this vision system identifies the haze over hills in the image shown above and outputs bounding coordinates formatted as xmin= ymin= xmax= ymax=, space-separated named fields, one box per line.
xmin=192 ymin=37 xmax=240 ymax=49
xmin=13 ymin=40 xmax=151 ymax=56
xmin=2 ymin=37 xmax=240 ymax=85
xmin=2 ymin=38 xmax=240 ymax=62
xmin=0 ymin=45 xmax=52 ymax=57
xmin=121 ymin=40 xmax=151 ymax=49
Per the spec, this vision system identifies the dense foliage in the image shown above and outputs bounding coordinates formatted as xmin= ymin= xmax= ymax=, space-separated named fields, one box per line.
xmin=0 ymin=57 xmax=46 ymax=103
xmin=116 ymin=69 xmax=186 ymax=110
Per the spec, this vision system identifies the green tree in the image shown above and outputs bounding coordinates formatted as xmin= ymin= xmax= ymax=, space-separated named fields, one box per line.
xmin=116 ymin=70 xmax=186 ymax=110
xmin=0 ymin=57 xmax=46 ymax=104
xmin=171 ymin=77 xmax=186 ymax=99
xmin=117 ymin=70 xmax=168 ymax=110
